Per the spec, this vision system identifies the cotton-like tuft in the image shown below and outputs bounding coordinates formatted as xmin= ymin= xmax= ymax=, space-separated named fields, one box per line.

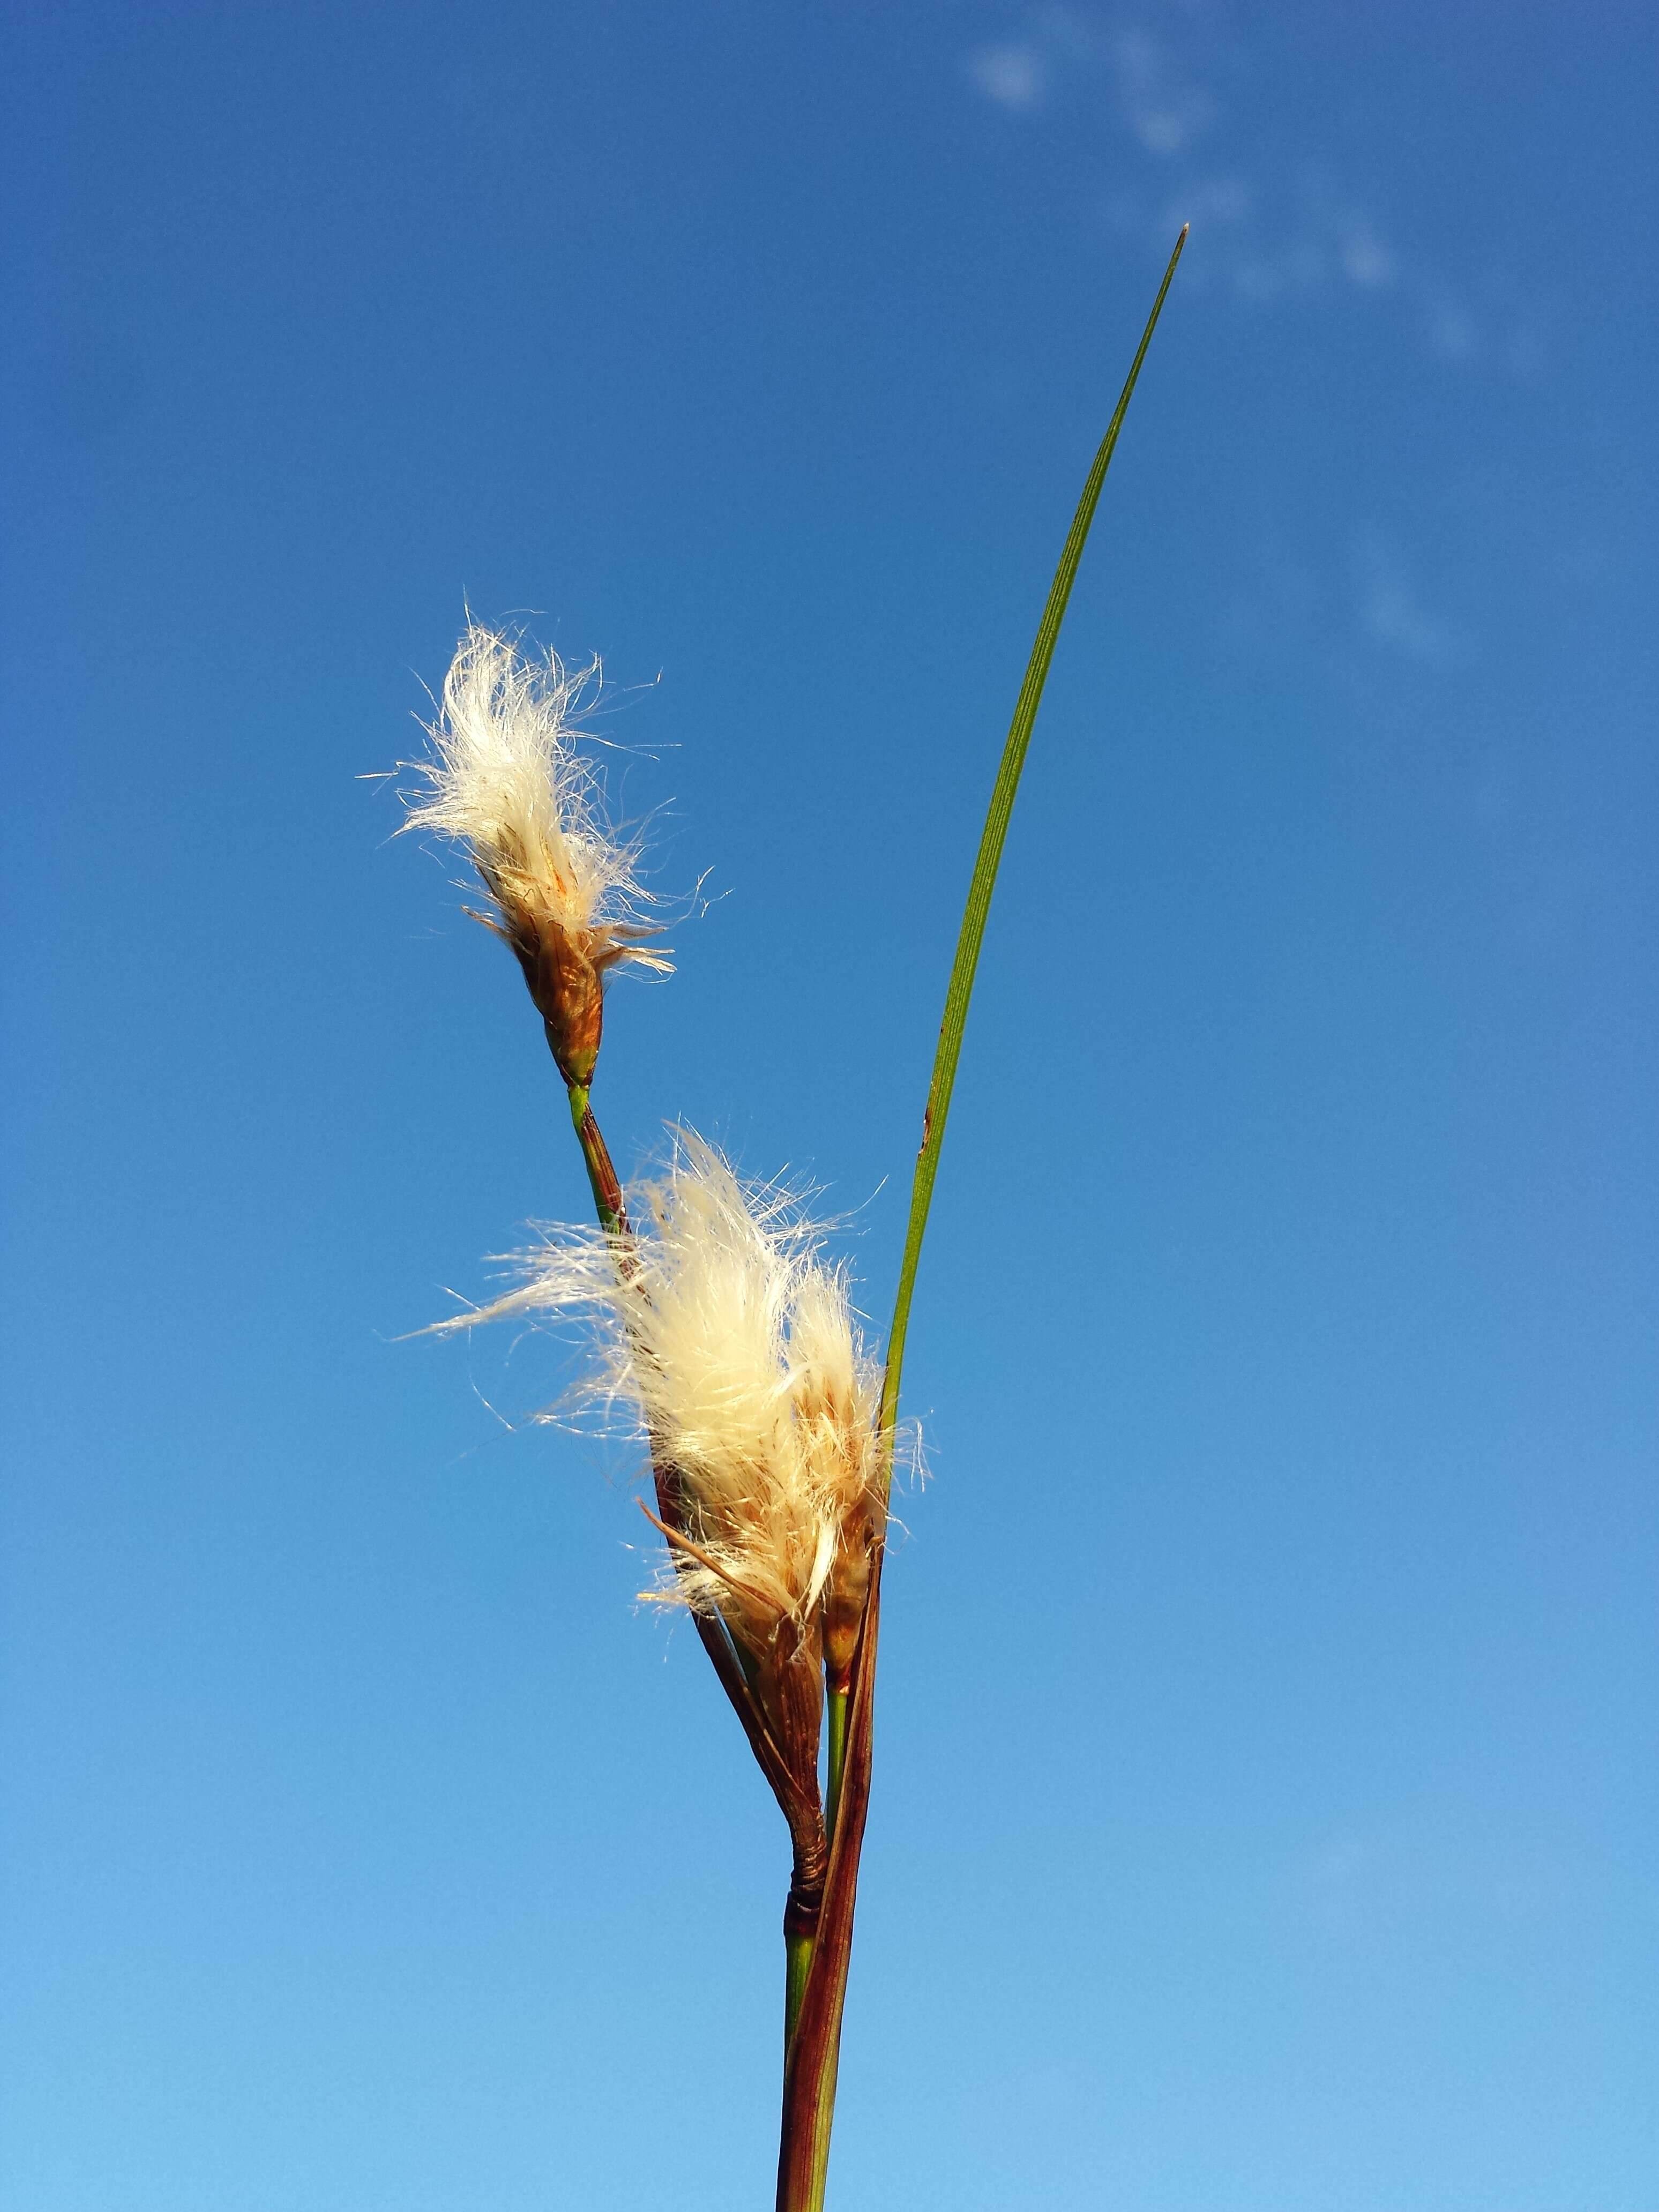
xmin=446 ymin=1133 xmax=886 ymax=1660
xmin=399 ymin=623 xmax=669 ymax=1082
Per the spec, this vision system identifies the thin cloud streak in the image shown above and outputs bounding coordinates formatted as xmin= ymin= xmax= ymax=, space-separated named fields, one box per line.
xmin=963 ymin=7 xmax=1529 ymax=369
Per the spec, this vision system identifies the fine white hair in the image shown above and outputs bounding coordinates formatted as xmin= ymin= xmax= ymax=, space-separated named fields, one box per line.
xmin=399 ymin=622 xmax=662 ymax=958
xmin=445 ymin=1133 xmax=885 ymax=1641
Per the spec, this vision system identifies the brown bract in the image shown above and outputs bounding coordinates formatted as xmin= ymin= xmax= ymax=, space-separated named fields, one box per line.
xmin=400 ymin=624 xmax=671 ymax=1088
xmin=472 ymin=861 xmax=612 ymax=1088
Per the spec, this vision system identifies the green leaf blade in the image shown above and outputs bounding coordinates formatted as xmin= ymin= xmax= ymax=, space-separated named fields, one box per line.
xmin=878 ymin=225 xmax=1188 ymax=1449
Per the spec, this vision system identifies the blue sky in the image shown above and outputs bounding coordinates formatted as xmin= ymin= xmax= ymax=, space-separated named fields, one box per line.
xmin=2 ymin=4 xmax=1655 ymax=2207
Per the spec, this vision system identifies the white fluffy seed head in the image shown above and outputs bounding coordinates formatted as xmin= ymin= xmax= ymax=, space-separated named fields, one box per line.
xmin=401 ymin=623 xmax=651 ymax=943
xmin=398 ymin=624 xmax=669 ymax=1081
xmin=448 ymin=1133 xmax=886 ymax=1652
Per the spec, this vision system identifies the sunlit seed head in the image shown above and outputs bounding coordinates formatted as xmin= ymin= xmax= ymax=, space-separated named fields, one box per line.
xmin=399 ymin=622 xmax=670 ymax=1081
xmin=435 ymin=1131 xmax=888 ymax=1657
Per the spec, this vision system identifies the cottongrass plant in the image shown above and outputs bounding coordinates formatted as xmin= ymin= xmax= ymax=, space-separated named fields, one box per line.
xmin=396 ymin=233 xmax=1184 ymax=2209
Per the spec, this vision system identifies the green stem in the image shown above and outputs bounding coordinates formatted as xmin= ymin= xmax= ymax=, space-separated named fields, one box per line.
xmin=806 ymin=2029 xmax=842 ymax=2211
xmin=556 ymin=1058 xmax=830 ymax=2106
xmin=824 ymin=1686 xmax=849 ymax=1840
xmin=784 ymin=1931 xmax=815 ymax=2049
xmin=876 ymin=226 xmax=1188 ymax=1468
xmin=565 ymin=1081 xmax=625 ymax=1234
xmin=775 ymin=1578 xmax=879 ymax=2212
xmin=774 ymin=231 xmax=1189 ymax=2212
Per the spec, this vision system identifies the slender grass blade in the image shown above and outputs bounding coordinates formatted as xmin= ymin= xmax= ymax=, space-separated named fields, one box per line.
xmin=878 ymin=225 xmax=1188 ymax=1448
xmin=775 ymin=229 xmax=1191 ymax=2212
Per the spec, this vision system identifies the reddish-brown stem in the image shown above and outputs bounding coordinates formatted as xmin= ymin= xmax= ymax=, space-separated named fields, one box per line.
xmin=562 ymin=1071 xmax=831 ymax=1979
xmin=774 ymin=1549 xmax=883 ymax=2212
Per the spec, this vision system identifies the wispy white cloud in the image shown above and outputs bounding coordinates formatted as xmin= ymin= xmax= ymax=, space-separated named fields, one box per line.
xmin=967 ymin=9 xmax=1215 ymax=151
xmin=1426 ymin=296 xmax=1479 ymax=361
xmin=963 ymin=6 xmax=1534 ymax=368
xmin=966 ymin=39 xmax=1052 ymax=113
xmin=965 ymin=5 xmax=1555 ymax=686
xmin=1356 ymin=531 xmax=1453 ymax=663
xmin=1224 ymin=526 xmax=1454 ymax=672
xmin=1111 ymin=23 xmax=1214 ymax=155
xmin=1107 ymin=169 xmax=1404 ymax=305
xmin=1295 ymin=1818 xmax=1567 ymax=1939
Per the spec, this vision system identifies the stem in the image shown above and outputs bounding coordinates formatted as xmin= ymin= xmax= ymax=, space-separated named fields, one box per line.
xmin=557 ymin=1076 xmax=789 ymax=1799
xmin=565 ymin=1081 xmax=625 ymax=1234
xmin=784 ymin=1931 xmax=814 ymax=2048
xmin=824 ymin=1685 xmax=849 ymax=1840
xmin=775 ymin=1572 xmax=880 ymax=2212
xmin=556 ymin=1059 xmax=832 ymax=2106
xmin=877 ymin=225 xmax=1188 ymax=1466
xmin=774 ymin=230 xmax=1189 ymax=2211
